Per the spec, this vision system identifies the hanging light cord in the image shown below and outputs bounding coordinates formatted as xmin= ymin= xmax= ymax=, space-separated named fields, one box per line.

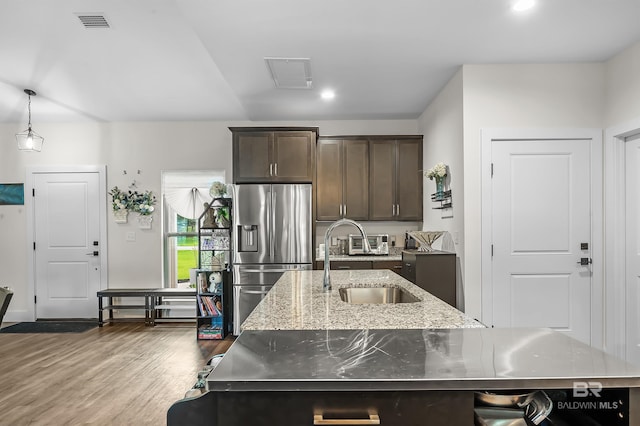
xmin=27 ymin=93 xmax=33 ymax=131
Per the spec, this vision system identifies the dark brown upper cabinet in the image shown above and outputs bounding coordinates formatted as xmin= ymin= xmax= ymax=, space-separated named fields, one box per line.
xmin=369 ymin=137 xmax=423 ymax=221
xmin=316 ymin=138 xmax=369 ymax=221
xmin=231 ymin=127 xmax=317 ymax=183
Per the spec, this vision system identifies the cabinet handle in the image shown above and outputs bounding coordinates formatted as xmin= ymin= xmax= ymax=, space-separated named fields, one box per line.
xmin=274 ymin=162 xmax=278 ymax=176
xmin=336 ymin=266 xmax=351 ymax=269
xmin=396 ymin=204 xmax=400 ymax=217
xmin=343 ymin=204 xmax=347 ymax=217
xmin=314 ymin=414 xmax=380 ymax=425
xmin=269 ymin=163 xmax=273 ymax=177
xmin=405 ymin=263 xmax=411 ymax=267
xmin=392 ymin=205 xmax=396 ymax=216
xmin=339 ymin=204 xmax=343 ymax=217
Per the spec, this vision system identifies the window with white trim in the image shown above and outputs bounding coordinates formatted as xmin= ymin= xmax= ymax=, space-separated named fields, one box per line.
xmin=162 ymin=170 xmax=226 ymax=288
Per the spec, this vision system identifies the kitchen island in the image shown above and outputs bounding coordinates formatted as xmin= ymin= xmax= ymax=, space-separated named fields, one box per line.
xmin=241 ymin=269 xmax=482 ymax=330
xmin=168 ymin=270 xmax=640 ymax=426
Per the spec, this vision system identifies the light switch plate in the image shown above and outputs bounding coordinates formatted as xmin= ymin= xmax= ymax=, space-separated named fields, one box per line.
xmin=126 ymin=231 xmax=136 ymax=242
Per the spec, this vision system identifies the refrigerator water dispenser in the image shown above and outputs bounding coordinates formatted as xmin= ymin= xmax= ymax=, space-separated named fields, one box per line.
xmin=238 ymin=225 xmax=258 ymax=252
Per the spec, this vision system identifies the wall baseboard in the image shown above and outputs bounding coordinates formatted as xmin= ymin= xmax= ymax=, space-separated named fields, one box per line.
xmin=3 ymin=310 xmax=32 ymax=323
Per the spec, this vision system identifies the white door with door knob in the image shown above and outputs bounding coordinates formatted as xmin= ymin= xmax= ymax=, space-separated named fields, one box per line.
xmin=33 ymin=170 xmax=103 ymax=319
xmin=490 ymin=138 xmax=593 ymax=345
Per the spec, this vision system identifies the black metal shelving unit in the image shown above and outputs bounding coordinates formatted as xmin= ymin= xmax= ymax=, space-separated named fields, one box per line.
xmin=196 ymin=197 xmax=232 ymax=340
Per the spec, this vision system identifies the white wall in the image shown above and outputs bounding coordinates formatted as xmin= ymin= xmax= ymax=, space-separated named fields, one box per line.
xmin=416 ymin=69 xmax=466 ymax=308
xmin=602 ymin=41 xmax=640 ymax=360
xmin=417 ymin=69 xmax=464 ymax=254
xmin=0 ymin=119 xmax=417 ymax=320
xmin=461 ymin=63 xmax=605 ymax=319
xmin=605 ymin=41 xmax=640 ymax=127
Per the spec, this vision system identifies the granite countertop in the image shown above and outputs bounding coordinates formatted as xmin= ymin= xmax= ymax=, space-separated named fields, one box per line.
xmin=208 ymin=328 xmax=640 ymax=392
xmin=241 ymin=270 xmax=483 ymax=331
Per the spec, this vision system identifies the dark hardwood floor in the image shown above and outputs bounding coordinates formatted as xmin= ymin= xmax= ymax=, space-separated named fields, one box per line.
xmin=0 ymin=322 xmax=233 ymax=425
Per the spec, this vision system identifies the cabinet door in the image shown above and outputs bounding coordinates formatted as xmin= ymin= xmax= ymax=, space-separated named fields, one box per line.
xmin=316 ymin=139 xmax=343 ymax=221
xmin=369 ymin=140 xmax=396 ymax=220
xmin=233 ymin=132 xmax=273 ymax=183
xmin=396 ymin=138 xmax=423 ymax=220
xmin=414 ymin=252 xmax=456 ymax=307
xmin=272 ymin=131 xmax=315 ymax=182
xmin=330 ymin=261 xmax=372 ymax=270
xmin=215 ymin=390 xmax=473 ymax=426
xmin=315 ymin=261 xmax=373 ymax=270
xmin=372 ymin=260 xmax=403 ymax=275
xmin=401 ymin=252 xmax=417 ymax=283
xmin=343 ymin=140 xmax=369 ymax=220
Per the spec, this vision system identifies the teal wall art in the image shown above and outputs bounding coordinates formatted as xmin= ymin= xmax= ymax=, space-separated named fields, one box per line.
xmin=0 ymin=183 xmax=25 ymax=205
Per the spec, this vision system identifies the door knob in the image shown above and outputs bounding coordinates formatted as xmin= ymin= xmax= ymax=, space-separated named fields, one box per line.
xmin=576 ymin=257 xmax=592 ymax=265
xmin=86 ymin=251 xmax=99 ymax=256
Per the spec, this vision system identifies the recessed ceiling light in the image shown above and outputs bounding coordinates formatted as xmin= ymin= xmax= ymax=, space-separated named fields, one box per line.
xmin=321 ymin=89 xmax=335 ymax=100
xmin=512 ymin=0 xmax=535 ymax=12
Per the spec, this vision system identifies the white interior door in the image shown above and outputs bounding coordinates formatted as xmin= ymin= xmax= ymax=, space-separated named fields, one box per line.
xmin=33 ymin=172 xmax=102 ymax=319
xmin=491 ymin=139 xmax=592 ymax=344
xmin=626 ymin=134 xmax=640 ymax=363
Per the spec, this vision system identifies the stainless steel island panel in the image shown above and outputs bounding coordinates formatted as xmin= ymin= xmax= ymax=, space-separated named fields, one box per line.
xmin=208 ymin=327 xmax=640 ymax=392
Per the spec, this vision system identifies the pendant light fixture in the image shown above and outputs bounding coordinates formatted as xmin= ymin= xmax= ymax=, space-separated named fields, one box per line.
xmin=15 ymin=89 xmax=44 ymax=152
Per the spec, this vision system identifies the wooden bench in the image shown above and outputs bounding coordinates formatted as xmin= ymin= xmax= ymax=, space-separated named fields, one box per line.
xmin=97 ymin=288 xmax=196 ymax=326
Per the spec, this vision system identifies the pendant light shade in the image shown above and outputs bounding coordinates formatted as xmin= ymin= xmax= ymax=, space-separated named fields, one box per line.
xmin=15 ymin=89 xmax=44 ymax=152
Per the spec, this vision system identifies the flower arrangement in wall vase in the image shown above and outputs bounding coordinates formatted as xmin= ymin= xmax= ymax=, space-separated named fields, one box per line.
xmin=425 ymin=162 xmax=448 ymax=200
xmin=132 ymin=190 xmax=156 ymax=229
xmin=109 ymin=186 xmax=157 ymax=228
xmin=109 ymin=186 xmax=133 ymax=223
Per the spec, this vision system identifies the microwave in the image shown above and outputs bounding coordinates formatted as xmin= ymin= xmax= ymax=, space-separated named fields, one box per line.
xmin=348 ymin=234 xmax=389 ymax=255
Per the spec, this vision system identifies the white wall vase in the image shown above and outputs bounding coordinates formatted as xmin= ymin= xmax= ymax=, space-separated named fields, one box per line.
xmin=113 ymin=209 xmax=129 ymax=224
xmin=138 ymin=215 xmax=153 ymax=229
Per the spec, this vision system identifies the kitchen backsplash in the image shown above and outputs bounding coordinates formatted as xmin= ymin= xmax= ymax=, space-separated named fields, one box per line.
xmin=315 ymin=221 xmax=422 ymax=251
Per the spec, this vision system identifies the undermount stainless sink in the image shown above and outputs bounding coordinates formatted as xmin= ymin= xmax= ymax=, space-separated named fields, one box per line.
xmin=338 ymin=286 xmax=420 ymax=304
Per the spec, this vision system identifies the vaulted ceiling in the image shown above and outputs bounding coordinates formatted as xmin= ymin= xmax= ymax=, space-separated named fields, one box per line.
xmin=1 ymin=0 xmax=639 ymax=123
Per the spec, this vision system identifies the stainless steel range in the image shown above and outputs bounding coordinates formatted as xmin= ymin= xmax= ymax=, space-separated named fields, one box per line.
xmin=231 ymin=184 xmax=312 ymax=335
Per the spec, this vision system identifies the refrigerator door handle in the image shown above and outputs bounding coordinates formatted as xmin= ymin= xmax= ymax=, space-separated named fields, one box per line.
xmin=238 ymin=267 xmax=303 ymax=273
xmin=266 ymin=189 xmax=273 ymax=259
xmin=271 ymin=190 xmax=276 ymax=259
xmin=239 ymin=289 xmax=271 ymax=295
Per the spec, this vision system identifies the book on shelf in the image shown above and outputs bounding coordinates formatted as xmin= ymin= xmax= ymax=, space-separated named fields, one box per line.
xmin=200 ymin=235 xmax=230 ymax=251
xmin=198 ymin=318 xmax=224 ymax=339
xmin=197 ymin=294 xmax=222 ymax=317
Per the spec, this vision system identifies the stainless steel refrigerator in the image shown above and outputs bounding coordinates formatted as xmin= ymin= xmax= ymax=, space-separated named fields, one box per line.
xmin=232 ymin=184 xmax=312 ymax=335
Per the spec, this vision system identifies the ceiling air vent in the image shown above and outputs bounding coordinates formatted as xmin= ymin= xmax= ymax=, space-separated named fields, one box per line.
xmin=264 ymin=57 xmax=312 ymax=89
xmin=76 ymin=14 xmax=111 ymax=29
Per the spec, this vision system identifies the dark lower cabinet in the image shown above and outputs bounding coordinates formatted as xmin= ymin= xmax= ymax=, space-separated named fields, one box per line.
xmin=315 ymin=260 xmax=372 ymax=270
xmin=314 ymin=260 xmax=403 ymax=274
xmin=215 ymin=390 xmax=473 ymax=426
xmin=401 ymin=250 xmax=456 ymax=308
xmin=372 ymin=260 xmax=404 ymax=275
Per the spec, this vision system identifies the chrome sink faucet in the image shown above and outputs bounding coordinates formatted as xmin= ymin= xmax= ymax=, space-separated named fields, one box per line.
xmin=323 ymin=218 xmax=371 ymax=291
